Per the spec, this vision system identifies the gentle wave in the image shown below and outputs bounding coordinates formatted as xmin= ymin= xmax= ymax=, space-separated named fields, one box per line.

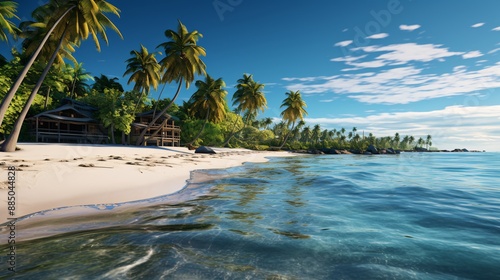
xmin=1 ymin=153 xmax=499 ymax=279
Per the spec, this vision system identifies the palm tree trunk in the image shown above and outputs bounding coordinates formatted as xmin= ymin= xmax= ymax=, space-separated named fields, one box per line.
xmin=44 ymin=86 xmax=51 ymax=110
xmin=132 ymin=89 xmax=146 ymax=116
xmin=278 ymin=122 xmax=295 ymax=150
xmin=1 ymin=23 xmax=69 ymax=152
xmin=135 ymin=78 xmax=183 ymax=146
xmin=70 ymin=71 xmax=77 ymax=99
xmin=187 ymin=108 xmax=209 ymax=146
xmin=0 ymin=5 xmax=75 ymax=127
xmin=110 ymin=124 xmax=115 ymax=144
xmin=152 ymin=82 xmax=167 ymax=119
xmin=222 ymin=113 xmax=241 ymax=147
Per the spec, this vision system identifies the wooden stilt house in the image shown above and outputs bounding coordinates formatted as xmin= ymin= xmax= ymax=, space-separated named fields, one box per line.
xmin=131 ymin=110 xmax=181 ymax=146
xmin=29 ymin=98 xmax=108 ymax=144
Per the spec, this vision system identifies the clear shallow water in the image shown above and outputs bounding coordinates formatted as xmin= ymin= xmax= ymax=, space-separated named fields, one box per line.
xmin=1 ymin=153 xmax=500 ymax=279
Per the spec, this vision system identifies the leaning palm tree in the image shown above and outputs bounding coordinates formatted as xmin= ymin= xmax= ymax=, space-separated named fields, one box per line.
xmin=186 ymin=75 xmax=227 ymax=146
xmin=1 ymin=0 xmax=122 ymax=152
xmin=135 ymin=20 xmax=206 ymax=146
xmin=0 ymin=0 xmax=19 ymax=42
xmin=233 ymin=76 xmax=267 ymax=125
xmin=223 ymin=74 xmax=267 ymax=146
xmin=279 ymin=90 xmax=307 ymax=149
xmin=124 ymin=44 xmax=161 ymax=114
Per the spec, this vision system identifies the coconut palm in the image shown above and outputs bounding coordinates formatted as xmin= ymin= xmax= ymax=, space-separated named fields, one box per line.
xmin=0 ymin=0 xmax=19 ymax=42
xmin=279 ymin=90 xmax=307 ymax=149
xmin=232 ymin=75 xmax=267 ymax=125
xmin=300 ymin=126 xmax=311 ymax=143
xmin=63 ymin=62 xmax=93 ymax=98
xmin=124 ymin=44 xmax=161 ymax=114
xmin=135 ymin=20 xmax=206 ymax=146
xmin=223 ymin=74 xmax=267 ymax=146
xmin=311 ymin=124 xmax=321 ymax=145
xmin=1 ymin=0 xmax=122 ymax=152
xmin=393 ymin=132 xmax=400 ymax=149
xmin=261 ymin=117 xmax=273 ymax=130
xmin=426 ymin=134 xmax=432 ymax=150
xmin=92 ymin=74 xmax=124 ymax=92
xmin=186 ymin=75 xmax=227 ymax=145
xmin=417 ymin=137 xmax=425 ymax=148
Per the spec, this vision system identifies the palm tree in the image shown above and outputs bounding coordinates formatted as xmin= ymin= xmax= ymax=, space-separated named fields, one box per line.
xmin=426 ymin=134 xmax=432 ymax=150
xmin=223 ymin=74 xmax=267 ymax=146
xmin=311 ymin=124 xmax=321 ymax=145
xmin=186 ymin=75 xmax=227 ymax=145
xmin=1 ymin=0 xmax=122 ymax=152
xmin=232 ymin=75 xmax=267 ymax=125
xmin=64 ymin=62 xmax=93 ymax=98
xmin=408 ymin=135 xmax=415 ymax=149
xmin=0 ymin=0 xmax=19 ymax=42
xmin=261 ymin=117 xmax=273 ymax=130
xmin=417 ymin=137 xmax=425 ymax=149
xmin=92 ymin=74 xmax=124 ymax=92
xmin=124 ymin=44 xmax=161 ymax=114
xmin=135 ymin=20 xmax=206 ymax=146
xmin=393 ymin=132 xmax=400 ymax=149
xmin=300 ymin=126 xmax=311 ymax=143
xmin=279 ymin=90 xmax=307 ymax=149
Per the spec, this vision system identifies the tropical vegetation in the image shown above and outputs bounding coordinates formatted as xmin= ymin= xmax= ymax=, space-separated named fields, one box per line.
xmin=0 ymin=1 xmax=435 ymax=153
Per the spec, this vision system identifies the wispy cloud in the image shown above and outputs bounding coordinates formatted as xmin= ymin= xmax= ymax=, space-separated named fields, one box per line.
xmin=304 ymin=105 xmax=500 ymax=151
xmin=319 ymin=99 xmax=336 ymax=103
xmin=488 ymin=48 xmax=500 ymax=54
xmin=283 ymin=62 xmax=500 ymax=104
xmin=334 ymin=40 xmax=353 ymax=47
xmin=357 ymin=43 xmax=463 ymax=63
xmin=471 ymin=22 xmax=485 ymax=28
xmin=462 ymin=51 xmax=483 ymax=59
xmin=400 ymin=24 xmax=421 ymax=31
xmin=366 ymin=33 xmax=389 ymax=39
xmin=493 ymin=26 xmax=500 ymax=31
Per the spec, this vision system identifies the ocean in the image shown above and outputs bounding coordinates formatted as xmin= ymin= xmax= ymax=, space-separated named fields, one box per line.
xmin=1 ymin=152 xmax=499 ymax=279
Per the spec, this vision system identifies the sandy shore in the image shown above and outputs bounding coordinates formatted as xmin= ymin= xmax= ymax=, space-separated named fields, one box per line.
xmin=0 ymin=143 xmax=293 ymax=224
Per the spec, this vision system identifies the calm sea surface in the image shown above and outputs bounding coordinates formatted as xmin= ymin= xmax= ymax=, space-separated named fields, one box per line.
xmin=1 ymin=152 xmax=499 ymax=279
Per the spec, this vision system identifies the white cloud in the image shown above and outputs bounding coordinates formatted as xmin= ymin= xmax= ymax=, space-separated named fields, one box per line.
xmin=488 ymin=48 xmax=500 ymax=54
xmin=334 ymin=40 xmax=353 ymax=47
xmin=366 ymin=33 xmax=389 ymax=39
xmin=462 ymin=51 xmax=483 ymax=59
xmin=453 ymin=65 xmax=467 ymax=72
xmin=319 ymin=99 xmax=335 ymax=103
xmin=493 ymin=26 xmax=500 ymax=31
xmin=400 ymin=24 xmax=421 ymax=31
xmin=330 ymin=55 xmax=367 ymax=63
xmin=471 ymin=23 xmax=485 ymax=28
xmin=330 ymin=43 xmax=464 ymax=71
xmin=304 ymin=105 xmax=500 ymax=151
xmin=284 ymin=62 xmax=500 ymax=104
xmin=351 ymin=43 xmax=464 ymax=66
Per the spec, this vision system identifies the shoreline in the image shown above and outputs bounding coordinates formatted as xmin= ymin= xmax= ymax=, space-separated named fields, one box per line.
xmin=0 ymin=143 xmax=294 ymax=224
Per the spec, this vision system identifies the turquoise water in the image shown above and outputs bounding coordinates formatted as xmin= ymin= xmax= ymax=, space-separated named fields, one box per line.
xmin=1 ymin=153 xmax=500 ymax=279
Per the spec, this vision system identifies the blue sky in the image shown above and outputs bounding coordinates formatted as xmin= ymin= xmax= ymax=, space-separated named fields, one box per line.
xmin=3 ymin=0 xmax=500 ymax=151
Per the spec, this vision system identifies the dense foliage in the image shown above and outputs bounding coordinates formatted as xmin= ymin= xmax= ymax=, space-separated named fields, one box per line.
xmin=0 ymin=1 xmax=432 ymax=152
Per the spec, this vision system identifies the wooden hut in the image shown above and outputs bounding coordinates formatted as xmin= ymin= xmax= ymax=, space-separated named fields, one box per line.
xmin=29 ymin=98 xmax=107 ymax=144
xmin=130 ymin=111 xmax=181 ymax=146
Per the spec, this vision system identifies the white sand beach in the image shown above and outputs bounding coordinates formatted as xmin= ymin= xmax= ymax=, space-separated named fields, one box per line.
xmin=0 ymin=143 xmax=293 ymax=223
